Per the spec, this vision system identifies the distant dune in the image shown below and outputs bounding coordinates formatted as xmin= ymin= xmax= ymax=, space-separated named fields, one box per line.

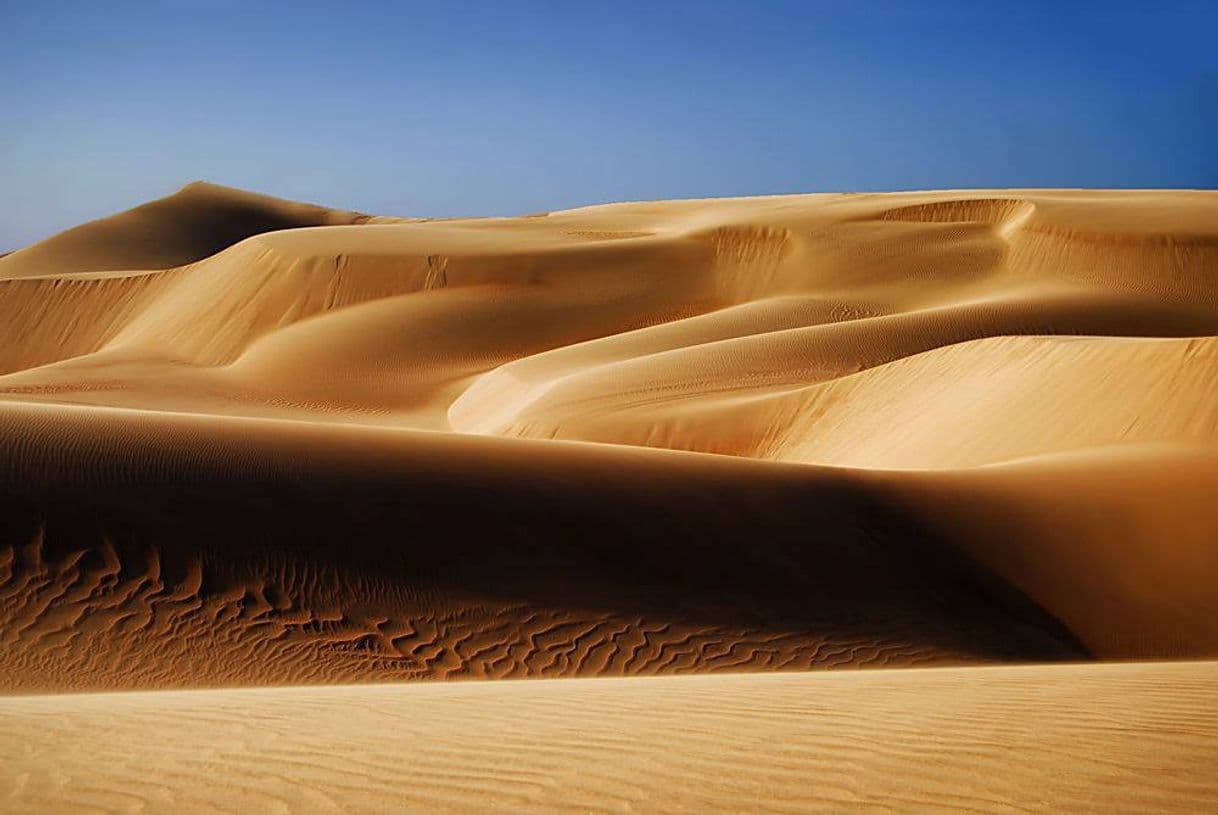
xmin=0 ymin=181 xmax=373 ymax=280
xmin=1 ymin=185 xmax=1215 ymax=811
xmin=3 ymin=661 xmax=1216 ymax=813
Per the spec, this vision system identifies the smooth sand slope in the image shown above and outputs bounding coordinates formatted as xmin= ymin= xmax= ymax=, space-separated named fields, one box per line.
xmin=3 ymin=662 xmax=1217 ymax=814
xmin=1 ymin=185 xmax=1216 ymax=810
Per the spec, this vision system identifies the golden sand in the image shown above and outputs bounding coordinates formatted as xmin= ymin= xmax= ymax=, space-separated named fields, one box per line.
xmin=1 ymin=184 xmax=1215 ymax=810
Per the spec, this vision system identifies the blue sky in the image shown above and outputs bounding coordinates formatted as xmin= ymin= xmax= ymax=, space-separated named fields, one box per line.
xmin=2 ymin=0 xmax=1216 ymax=250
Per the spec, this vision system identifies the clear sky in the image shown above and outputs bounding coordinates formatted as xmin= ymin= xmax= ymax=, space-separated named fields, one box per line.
xmin=2 ymin=0 xmax=1216 ymax=251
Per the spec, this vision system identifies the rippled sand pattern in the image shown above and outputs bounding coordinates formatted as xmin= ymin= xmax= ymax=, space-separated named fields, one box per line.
xmin=3 ymin=661 xmax=1216 ymax=813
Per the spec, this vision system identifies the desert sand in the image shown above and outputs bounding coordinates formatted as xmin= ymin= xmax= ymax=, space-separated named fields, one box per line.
xmin=1 ymin=183 xmax=1216 ymax=811
xmin=4 ymin=662 xmax=1217 ymax=813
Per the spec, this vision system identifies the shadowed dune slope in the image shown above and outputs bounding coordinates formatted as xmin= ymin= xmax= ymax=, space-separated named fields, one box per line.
xmin=880 ymin=446 xmax=1218 ymax=658
xmin=0 ymin=401 xmax=1084 ymax=692
xmin=3 ymin=661 xmax=1216 ymax=814
xmin=0 ymin=181 xmax=371 ymax=280
xmin=0 ymin=187 xmax=1216 ymax=692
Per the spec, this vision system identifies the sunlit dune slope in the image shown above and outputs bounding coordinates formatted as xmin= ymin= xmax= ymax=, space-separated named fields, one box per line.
xmin=0 ymin=186 xmax=1216 ymax=691
xmin=461 ymin=333 xmax=1217 ymax=467
xmin=3 ymin=661 xmax=1216 ymax=814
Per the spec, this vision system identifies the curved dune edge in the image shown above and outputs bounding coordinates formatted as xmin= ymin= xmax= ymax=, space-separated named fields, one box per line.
xmin=3 ymin=661 xmax=1216 ymax=813
xmin=876 ymin=444 xmax=1218 ymax=658
xmin=451 ymin=331 xmax=1218 ymax=467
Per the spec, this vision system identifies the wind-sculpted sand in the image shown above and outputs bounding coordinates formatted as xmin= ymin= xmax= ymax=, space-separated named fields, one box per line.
xmin=1 ymin=184 xmax=1215 ymax=810
xmin=3 ymin=662 xmax=1216 ymax=814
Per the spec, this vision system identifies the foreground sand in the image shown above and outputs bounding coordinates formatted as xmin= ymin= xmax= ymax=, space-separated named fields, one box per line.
xmin=1 ymin=184 xmax=1216 ymax=809
xmin=3 ymin=661 xmax=1216 ymax=813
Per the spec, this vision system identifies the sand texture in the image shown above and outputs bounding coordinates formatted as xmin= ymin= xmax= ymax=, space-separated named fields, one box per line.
xmin=3 ymin=662 xmax=1216 ymax=813
xmin=1 ymin=184 xmax=1216 ymax=811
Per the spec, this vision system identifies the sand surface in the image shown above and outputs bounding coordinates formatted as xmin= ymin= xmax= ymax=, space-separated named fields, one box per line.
xmin=1 ymin=184 xmax=1216 ymax=810
xmin=3 ymin=662 xmax=1216 ymax=813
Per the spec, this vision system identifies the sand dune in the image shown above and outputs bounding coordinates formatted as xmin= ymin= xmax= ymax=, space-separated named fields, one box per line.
xmin=3 ymin=661 xmax=1216 ymax=813
xmin=0 ymin=399 xmax=1088 ymax=691
xmin=1 ymin=186 xmax=1216 ymax=809
xmin=0 ymin=181 xmax=372 ymax=280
